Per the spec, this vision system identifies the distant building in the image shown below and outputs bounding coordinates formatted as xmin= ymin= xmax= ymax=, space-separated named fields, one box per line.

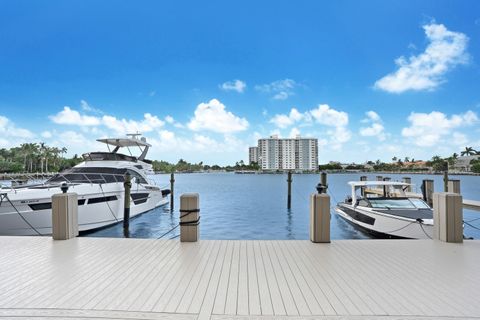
xmin=253 ymin=135 xmax=318 ymax=171
xmin=248 ymin=146 xmax=259 ymax=165
xmin=454 ymin=155 xmax=480 ymax=172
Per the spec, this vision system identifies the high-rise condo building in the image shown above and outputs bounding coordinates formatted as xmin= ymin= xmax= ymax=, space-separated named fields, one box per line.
xmin=249 ymin=146 xmax=259 ymax=164
xmin=253 ymin=135 xmax=318 ymax=171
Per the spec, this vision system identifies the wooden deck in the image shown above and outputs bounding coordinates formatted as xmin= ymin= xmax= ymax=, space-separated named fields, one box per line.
xmin=1 ymin=237 xmax=480 ymax=320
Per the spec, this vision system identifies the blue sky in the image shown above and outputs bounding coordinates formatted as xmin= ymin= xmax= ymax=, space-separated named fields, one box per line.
xmin=1 ymin=0 xmax=479 ymax=165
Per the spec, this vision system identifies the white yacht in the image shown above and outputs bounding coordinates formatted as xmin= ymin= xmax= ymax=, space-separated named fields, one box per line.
xmin=0 ymin=135 xmax=169 ymax=236
xmin=335 ymin=181 xmax=433 ymax=239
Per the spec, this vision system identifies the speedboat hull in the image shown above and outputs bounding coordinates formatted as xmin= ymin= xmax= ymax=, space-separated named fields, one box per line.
xmin=0 ymin=182 xmax=168 ymax=236
xmin=335 ymin=203 xmax=433 ymax=239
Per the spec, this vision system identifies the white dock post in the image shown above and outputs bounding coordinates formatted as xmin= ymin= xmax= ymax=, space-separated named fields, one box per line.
xmin=52 ymin=186 xmax=78 ymax=240
xmin=433 ymin=192 xmax=463 ymax=243
xmin=447 ymin=179 xmax=461 ymax=194
xmin=310 ymin=193 xmax=330 ymax=243
xmin=179 ymin=193 xmax=200 ymax=242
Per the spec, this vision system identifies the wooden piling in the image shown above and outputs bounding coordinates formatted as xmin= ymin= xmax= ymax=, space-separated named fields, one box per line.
xmin=287 ymin=171 xmax=292 ymax=209
xmin=422 ymin=179 xmax=434 ymax=207
xmin=170 ymin=172 xmax=175 ymax=211
xmin=448 ymin=179 xmax=461 ymax=194
xmin=123 ymin=172 xmax=132 ymax=235
xmin=443 ymin=171 xmax=448 ymax=192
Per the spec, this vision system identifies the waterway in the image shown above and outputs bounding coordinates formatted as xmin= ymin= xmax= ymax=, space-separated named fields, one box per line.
xmin=85 ymin=172 xmax=480 ymax=240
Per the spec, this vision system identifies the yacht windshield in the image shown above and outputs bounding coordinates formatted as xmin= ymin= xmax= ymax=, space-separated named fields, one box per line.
xmin=46 ymin=167 xmax=147 ymax=184
xmin=369 ymin=198 xmax=429 ymax=209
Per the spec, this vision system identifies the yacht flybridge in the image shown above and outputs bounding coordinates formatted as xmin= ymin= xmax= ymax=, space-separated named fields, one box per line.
xmin=0 ymin=135 xmax=169 ymax=236
xmin=335 ymin=181 xmax=433 ymax=239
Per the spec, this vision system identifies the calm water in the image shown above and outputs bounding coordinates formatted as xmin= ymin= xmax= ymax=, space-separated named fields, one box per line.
xmin=85 ymin=173 xmax=480 ymax=240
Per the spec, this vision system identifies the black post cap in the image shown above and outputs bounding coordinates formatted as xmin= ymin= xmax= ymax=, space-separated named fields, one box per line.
xmin=60 ymin=183 xmax=69 ymax=194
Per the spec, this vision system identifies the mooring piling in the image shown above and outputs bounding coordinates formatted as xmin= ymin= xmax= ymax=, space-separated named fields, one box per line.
xmin=422 ymin=179 xmax=434 ymax=207
xmin=179 ymin=193 xmax=200 ymax=242
xmin=170 ymin=172 xmax=175 ymax=211
xmin=123 ymin=172 xmax=131 ymax=236
xmin=51 ymin=183 xmax=78 ymax=240
xmin=448 ymin=179 xmax=461 ymax=194
xmin=287 ymin=171 xmax=292 ymax=209
xmin=310 ymin=185 xmax=330 ymax=243
xmin=443 ymin=171 xmax=449 ymax=192
xmin=402 ymin=177 xmax=412 ymax=192
xmin=433 ymin=192 xmax=463 ymax=243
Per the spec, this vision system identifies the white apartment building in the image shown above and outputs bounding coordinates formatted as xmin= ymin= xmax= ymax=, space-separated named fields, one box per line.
xmin=254 ymin=135 xmax=318 ymax=171
xmin=249 ymin=146 xmax=259 ymax=164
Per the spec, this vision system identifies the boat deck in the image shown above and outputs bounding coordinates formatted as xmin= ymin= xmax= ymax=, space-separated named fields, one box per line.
xmin=1 ymin=237 xmax=480 ymax=320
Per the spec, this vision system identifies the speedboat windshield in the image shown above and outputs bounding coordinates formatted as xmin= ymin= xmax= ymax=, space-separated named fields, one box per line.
xmin=368 ymin=198 xmax=430 ymax=209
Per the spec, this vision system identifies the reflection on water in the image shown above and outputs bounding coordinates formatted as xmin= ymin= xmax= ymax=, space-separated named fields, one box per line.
xmin=78 ymin=173 xmax=479 ymax=240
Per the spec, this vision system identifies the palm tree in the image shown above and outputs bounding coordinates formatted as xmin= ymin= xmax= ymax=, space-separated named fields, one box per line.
xmin=392 ymin=156 xmax=397 ymax=162
xmin=452 ymin=153 xmax=458 ymax=159
xmin=461 ymin=147 xmax=477 ymax=156
xmin=404 ymin=157 xmax=410 ymax=163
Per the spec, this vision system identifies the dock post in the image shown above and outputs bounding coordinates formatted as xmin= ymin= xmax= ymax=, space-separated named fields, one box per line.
xmin=170 ymin=172 xmax=175 ymax=211
xmin=179 ymin=193 xmax=200 ymax=242
xmin=402 ymin=177 xmax=412 ymax=192
xmin=287 ymin=171 xmax=292 ymax=209
xmin=433 ymin=192 xmax=463 ymax=243
xmin=447 ymin=179 xmax=461 ymax=194
xmin=52 ymin=183 xmax=78 ymax=240
xmin=123 ymin=172 xmax=131 ymax=236
xmin=310 ymin=191 xmax=330 ymax=243
xmin=360 ymin=176 xmax=367 ymax=197
xmin=320 ymin=172 xmax=328 ymax=194
xmin=422 ymin=179 xmax=434 ymax=207
xmin=443 ymin=171 xmax=448 ymax=192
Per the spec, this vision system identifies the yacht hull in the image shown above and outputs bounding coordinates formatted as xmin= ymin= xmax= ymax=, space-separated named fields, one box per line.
xmin=0 ymin=182 xmax=168 ymax=236
xmin=335 ymin=204 xmax=433 ymax=239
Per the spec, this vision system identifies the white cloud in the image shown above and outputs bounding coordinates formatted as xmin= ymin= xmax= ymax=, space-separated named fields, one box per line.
xmin=165 ymin=115 xmax=174 ymax=124
xmin=187 ymin=99 xmax=249 ymax=133
xmin=375 ymin=22 xmax=469 ymax=93
xmin=0 ymin=115 xmax=34 ymax=139
xmin=309 ymin=104 xmax=349 ymax=127
xmin=255 ymin=79 xmax=297 ymax=100
xmin=401 ymin=110 xmax=478 ymax=146
xmin=220 ymin=80 xmax=246 ymax=93
xmin=359 ymin=110 xmax=386 ymax=141
xmin=41 ymin=131 xmax=52 ymax=139
xmin=50 ymin=106 xmax=101 ymax=126
xmin=102 ymin=113 xmax=165 ymax=135
xmin=289 ymin=127 xmax=301 ymax=138
xmin=80 ymin=100 xmax=103 ymax=114
xmin=270 ymin=108 xmax=304 ymax=128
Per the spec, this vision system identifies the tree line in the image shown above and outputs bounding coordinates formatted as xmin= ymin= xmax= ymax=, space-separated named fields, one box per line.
xmin=152 ymin=159 xmax=260 ymax=173
xmin=0 ymin=143 xmax=82 ymax=173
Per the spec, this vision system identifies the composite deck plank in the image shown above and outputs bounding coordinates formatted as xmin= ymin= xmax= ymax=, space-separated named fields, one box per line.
xmin=251 ymin=240 xmax=274 ymax=316
xmin=283 ymin=241 xmax=342 ymax=316
xmin=188 ymin=241 xmax=227 ymax=314
xmin=276 ymin=240 xmax=325 ymax=316
xmin=264 ymin=241 xmax=298 ymax=316
xmin=112 ymin=241 xmax=182 ymax=310
xmin=211 ymin=241 xmax=234 ymax=315
xmin=133 ymin=242 xmax=205 ymax=311
xmin=102 ymin=240 xmax=179 ymax=311
xmin=309 ymin=241 xmax=387 ymax=316
xmin=174 ymin=241 xmax=221 ymax=314
xmin=270 ymin=241 xmax=311 ymax=316
xmin=258 ymin=241 xmax=286 ymax=316
xmin=292 ymin=241 xmax=360 ymax=315
xmin=154 ymin=241 xmax=215 ymax=313
xmin=236 ymin=241 xmax=249 ymax=316
xmin=224 ymin=241 xmax=240 ymax=315
xmin=197 ymin=241 xmax=229 ymax=320
xmin=1 ymin=237 xmax=480 ymax=319
xmin=246 ymin=241 xmax=261 ymax=315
